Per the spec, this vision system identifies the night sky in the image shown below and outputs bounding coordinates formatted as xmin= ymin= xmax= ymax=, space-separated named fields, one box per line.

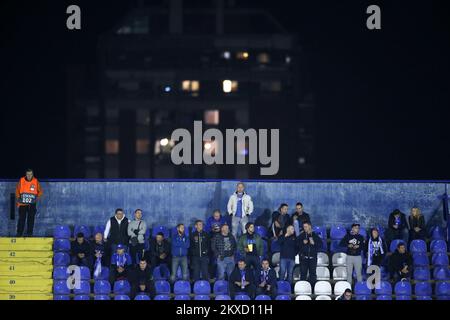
xmin=0 ymin=0 xmax=449 ymax=179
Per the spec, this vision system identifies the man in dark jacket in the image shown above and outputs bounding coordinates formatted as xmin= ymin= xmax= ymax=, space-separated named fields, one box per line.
xmin=229 ymin=260 xmax=256 ymax=299
xmin=271 ymin=203 xmax=291 ymax=239
xmin=130 ymin=259 xmax=155 ymax=298
xmin=211 ymin=224 xmax=237 ymax=280
xmin=109 ymin=244 xmax=132 ymax=285
xmin=339 ymin=223 xmax=365 ymax=284
xmin=70 ymin=232 xmax=93 ymax=269
xmin=389 ymin=242 xmax=413 ymax=282
xmin=190 ymin=220 xmax=210 ymax=281
xmin=385 ymin=209 xmax=409 ymax=245
xmin=144 ymin=232 xmax=171 ymax=279
xmin=104 ymin=208 xmax=129 ymax=253
xmin=256 ymin=258 xmax=278 ymax=299
xmin=291 ymin=202 xmax=311 ymax=236
xmin=298 ymin=222 xmax=323 ymax=286
xmin=278 ymin=225 xmax=298 ymax=284
xmin=238 ymin=223 xmax=264 ymax=272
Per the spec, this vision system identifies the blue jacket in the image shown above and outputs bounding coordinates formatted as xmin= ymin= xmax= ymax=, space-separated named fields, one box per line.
xmin=205 ymin=215 xmax=228 ymax=232
xmin=172 ymin=233 xmax=190 ymax=257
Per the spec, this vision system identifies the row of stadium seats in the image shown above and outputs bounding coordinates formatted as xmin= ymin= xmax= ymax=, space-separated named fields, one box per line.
xmin=53 ymin=224 xmax=447 ymax=242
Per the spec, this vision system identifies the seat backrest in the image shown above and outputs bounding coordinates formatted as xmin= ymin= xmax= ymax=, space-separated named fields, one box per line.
xmin=431 ymin=240 xmax=447 ymax=253
xmin=332 ymin=252 xmax=347 ymax=266
xmin=74 ymin=280 xmax=91 ymax=295
xmin=414 ymin=267 xmax=430 ymax=280
xmin=375 ymin=281 xmax=392 ymax=295
xmin=435 ymin=282 xmax=450 ymax=296
xmin=155 ymin=280 xmax=171 ymax=294
xmin=53 ymin=266 xmax=68 ymax=280
xmin=409 ymin=240 xmax=427 ymax=253
xmin=94 ymin=280 xmax=111 ymax=294
xmin=194 ymin=280 xmax=211 ymax=295
xmin=295 ymin=295 xmax=312 ymax=300
xmin=174 ymin=280 xmax=191 ymax=295
xmin=152 ymin=225 xmax=169 ymax=238
xmin=255 ymin=225 xmax=268 ymax=238
xmin=317 ymin=252 xmax=329 ymax=266
xmin=53 ymin=252 xmax=70 ymax=266
xmin=330 ymin=226 xmax=347 ymax=240
xmin=53 ymin=280 xmax=70 ymax=295
xmin=316 ymin=267 xmax=330 ymax=280
xmin=294 ymin=281 xmax=312 ymax=295
xmin=334 ymin=281 xmax=351 ymax=296
xmin=74 ymin=225 xmax=92 ymax=239
xmin=113 ymin=280 xmax=131 ymax=294
xmin=315 ymin=295 xmax=332 ymax=300
xmin=277 ymin=281 xmax=291 ymax=295
xmin=332 ymin=266 xmax=347 ymax=280
xmin=414 ymin=281 xmax=432 ymax=296
xmin=412 ymin=252 xmax=429 ymax=266
xmin=54 ymin=225 xmax=71 ymax=239
xmin=354 ymin=281 xmax=372 ymax=295
xmin=433 ymin=267 xmax=450 ymax=280
xmin=213 ymin=280 xmax=229 ymax=295
xmin=394 ymin=280 xmax=412 ymax=295
xmin=314 ymin=281 xmax=332 ymax=295
xmin=432 ymin=253 xmax=449 ymax=266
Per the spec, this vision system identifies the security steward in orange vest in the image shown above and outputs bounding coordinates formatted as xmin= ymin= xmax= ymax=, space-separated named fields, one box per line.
xmin=15 ymin=169 xmax=43 ymax=237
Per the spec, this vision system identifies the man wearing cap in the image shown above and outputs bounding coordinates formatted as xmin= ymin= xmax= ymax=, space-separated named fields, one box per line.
xmin=109 ymin=244 xmax=132 ymax=284
xmin=339 ymin=223 xmax=365 ymax=284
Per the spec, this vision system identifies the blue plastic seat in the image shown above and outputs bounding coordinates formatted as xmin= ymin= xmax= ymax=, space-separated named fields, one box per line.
xmin=354 ymin=281 xmax=372 ymax=295
xmin=94 ymin=280 xmax=111 ymax=295
xmin=431 ymin=240 xmax=447 ymax=253
xmin=54 ymin=252 xmax=70 ymax=266
xmin=414 ymin=282 xmax=432 ymax=296
xmin=275 ymin=295 xmax=291 ymax=300
xmin=414 ymin=268 xmax=430 ymax=281
xmin=134 ymin=294 xmax=150 ymax=300
xmin=396 ymin=295 xmax=411 ymax=300
xmin=79 ymin=266 xmax=91 ymax=280
xmin=409 ymin=240 xmax=427 ymax=254
xmin=174 ymin=295 xmax=191 ymax=300
xmin=174 ymin=280 xmax=191 ymax=295
xmin=255 ymin=294 xmax=271 ymax=300
xmin=54 ymin=295 xmax=70 ymax=300
xmin=262 ymin=239 xmax=268 ymax=256
xmin=394 ymin=280 xmax=412 ymax=295
xmin=53 ymin=267 xmax=68 ymax=280
xmin=330 ymin=226 xmax=347 ymax=240
xmin=358 ymin=227 xmax=367 ymax=239
xmin=93 ymin=225 xmax=105 ymax=237
xmin=430 ymin=226 xmax=445 ymax=240
xmin=235 ymin=294 xmax=250 ymax=300
xmin=436 ymin=282 xmax=450 ymax=296
xmin=74 ymin=280 xmax=91 ymax=295
xmin=53 ymin=280 xmax=70 ymax=295
xmin=376 ymin=295 xmax=392 ymax=300
xmin=94 ymin=294 xmax=110 ymax=300
xmin=389 ymin=239 xmax=405 ymax=253
xmin=412 ymin=253 xmax=429 ymax=267
xmin=255 ymin=225 xmax=268 ymax=238
xmin=152 ymin=265 xmax=170 ymax=280
xmin=54 ymin=225 xmax=71 ymax=239
xmin=313 ymin=226 xmax=327 ymax=239
xmin=54 ymin=239 xmax=71 ymax=252
xmin=270 ymin=239 xmax=280 ymax=253
xmin=73 ymin=225 xmax=92 ymax=239
xmin=432 ymin=253 xmax=449 ymax=267
xmin=433 ymin=267 xmax=450 ymax=280
xmin=74 ymin=295 xmax=90 ymax=300
xmin=375 ymin=281 xmax=392 ymax=295
xmin=330 ymin=240 xmax=347 ymax=254
xmin=194 ymin=295 xmax=210 ymax=300
xmin=213 ymin=280 xmax=228 ymax=295
xmin=113 ymin=280 xmax=131 ymax=295
xmin=416 ymin=295 xmax=432 ymax=300
xmin=355 ymin=295 xmax=371 ymax=300
xmin=155 ymin=280 xmax=171 ymax=295
xmin=194 ymin=280 xmax=211 ymax=295
xmin=94 ymin=267 xmax=109 ymax=280
xmin=114 ymin=295 xmax=130 ymax=300
xmin=154 ymin=294 xmax=171 ymax=300
xmin=215 ymin=295 xmax=231 ymax=300
xmin=277 ymin=281 xmax=291 ymax=295
xmin=152 ymin=225 xmax=169 ymax=238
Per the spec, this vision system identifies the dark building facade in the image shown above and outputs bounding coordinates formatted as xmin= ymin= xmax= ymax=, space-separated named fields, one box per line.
xmin=67 ymin=0 xmax=315 ymax=179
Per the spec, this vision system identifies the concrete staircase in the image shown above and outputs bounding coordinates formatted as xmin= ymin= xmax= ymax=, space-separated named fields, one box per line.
xmin=0 ymin=237 xmax=54 ymax=300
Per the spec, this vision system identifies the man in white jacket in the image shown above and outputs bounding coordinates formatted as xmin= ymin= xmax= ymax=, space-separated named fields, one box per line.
xmin=227 ymin=182 xmax=254 ymax=238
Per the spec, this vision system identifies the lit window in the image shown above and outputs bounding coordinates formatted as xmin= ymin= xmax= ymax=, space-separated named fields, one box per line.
xmin=204 ymin=110 xmax=220 ymax=125
xmin=182 ymin=80 xmax=200 ymax=92
xmin=257 ymin=53 xmax=270 ymax=64
xmin=236 ymin=52 xmax=249 ymax=60
xmin=105 ymin=139 xmax=119 ymax=154
xmin=222 ymin=80 xmax=238 ymax=93
xmin=136 ymin=139 xmax=149 ymax=154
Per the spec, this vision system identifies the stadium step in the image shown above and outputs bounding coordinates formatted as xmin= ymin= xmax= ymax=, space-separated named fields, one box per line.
xmin=0 ymin=237 xmax=54 ymax=300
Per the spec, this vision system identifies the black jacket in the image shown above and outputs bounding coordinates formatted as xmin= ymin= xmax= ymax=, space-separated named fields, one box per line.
xmin=190 ymin=230 xmax=210 ymax=258
xmin=339 ymin=232 xmax=365 ymax=256
xmin=389 ymin=250 xmax=413 ymax=274
xmin=255 ymin=268 xmax=278 ymax=288
xmin=298 ymin=231 xmax=323 ymax=259
xmin=388 ymin=211 xmax=409 ymax=231
xmin=271 ymin=211 xmax=292 ymax=237
xmin=149 ymin=238 xmax=171 ymax=259
xmin=291 ymin=212 xmax=311 ymax=225
xmin=229 ymin=267 xmax=256 ymax=286
xmin=71 ymin=239 xmax=92 ymax=257
xmin=278 ymin=234 xmax=299 ymax=260
xmin=408 ymin=215 xmax=425 ymax=230
xmin=108 ymin=217 xmax=129 ymax=245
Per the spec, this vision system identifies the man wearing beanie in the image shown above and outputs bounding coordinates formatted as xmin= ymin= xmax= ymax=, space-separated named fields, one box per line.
xmin=238 ymin=222 xmax=263 ymax=272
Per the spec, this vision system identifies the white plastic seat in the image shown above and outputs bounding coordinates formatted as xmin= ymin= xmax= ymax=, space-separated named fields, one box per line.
xmin=271 ymin=252 xmax=280 ymax=266
xmin=334 ymin=281 xmax=352 ymax=296
xmin=317 ymin=252 xmax=329 ymax=267
xmin=316 ymin=267 xmax=330 ymax=280
xmin=295 ymin=295 xmax=312 ymax=300
xmin=332 ymin=252 xmax=347 ymax=267
xmin=315 ymin=295 xmax=332 ymax=300
xmin=314 ymin=281 xmax=332 ymax=295
xmin=332 ymin=266 xmax=348 ymax=281
xmin=294 ymin=281 xmax=312 ymax=295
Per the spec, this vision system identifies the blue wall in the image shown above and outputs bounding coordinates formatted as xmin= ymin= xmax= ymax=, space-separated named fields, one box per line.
xmin=0 ymin=180 xmax=448 ymax=236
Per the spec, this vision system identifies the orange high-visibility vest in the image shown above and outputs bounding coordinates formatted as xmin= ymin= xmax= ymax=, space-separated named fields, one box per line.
xmin=16 ymin=177 xmax=42 ymax=206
